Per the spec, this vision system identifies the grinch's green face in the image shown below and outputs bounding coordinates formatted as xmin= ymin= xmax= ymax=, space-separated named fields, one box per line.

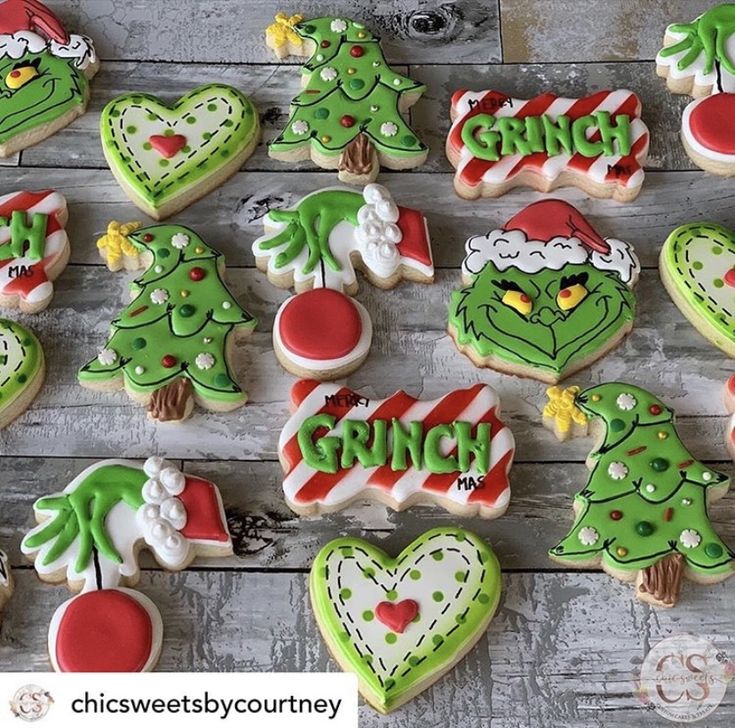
xmin=449 ymin=261 xmax=635 ymax=377
xmin=0 ymin=51 xmax=87 ymax=143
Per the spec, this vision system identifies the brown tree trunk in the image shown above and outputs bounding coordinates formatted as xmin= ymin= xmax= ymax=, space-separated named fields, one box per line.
xmin=338 ymin=133 xmax=375 ymax=178
xmin=147 ymin=378 xmax=194 ymax=422
xmin=638 ymin=553 xmax=685 ymax=607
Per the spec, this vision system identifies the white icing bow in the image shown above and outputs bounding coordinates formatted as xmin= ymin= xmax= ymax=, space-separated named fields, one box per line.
xmin=354 ymin=184 xmax=403 ymax=275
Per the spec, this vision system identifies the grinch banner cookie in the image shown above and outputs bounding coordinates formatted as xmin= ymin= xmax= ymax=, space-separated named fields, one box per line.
xmin=726 ymin=375 xmax=735 ymax=459
xmin=0 ymin=318 xmax=44 ymax=428
xmin=0 ymin=190 xmax=70 ymax=313
xmin=266 ymin=15 xmax=427 ymax=184
xmin=79 ymin=222 xmax=256 ymax=423
xmin=253 ymin=184 xmax=433 ymax=379
xmin=101 ymin=84 xmax=260 ymax=220
xmin=448 ymin=200 xmax=640 ymax=383
xmin=280 ymin=379 xmax=514 ymax=517
xmin=660 ymin=222 xmax=735 ymax=356
xmin=447 ymin=89 xmax=649 ymax=201
xmin=0 ymin=0 xmax=99 ymax=157
xmin=22 ymin=457 xmax=232 ymax=672
xmin=310 ymin=528 xmax=501 ymax=713
xmin=657 ymin=5 xmax=735 ymax=174
xmin=0 ymin=549 xmax=11 ymax=614
xmin=549 ymin=383 xmax=734 ymax=607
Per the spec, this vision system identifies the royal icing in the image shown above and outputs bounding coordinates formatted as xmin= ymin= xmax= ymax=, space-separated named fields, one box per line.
xmin=660 ymin=222 xmax=735 ymax=356
xmin=267 ymin=16 xmax=427 ymax=182
xmin=79 ymin=222 xmax=257 ymax=422
xmin=310 ymin=528 xmax=501 ymax=713
xmin=549 ymin=383 xmax=734 ymax=607
xmin=100 ymin=84 xmax=259 ymax=219
xmin=0 ymin=0 xmax=98 ymax=156
xmin=0 ymin=318 xmax=44 ymax=428
xmin=281 ymin=380 xmax=515 ymax=517
xmin=447 ymin=89 xmax=649 ymax=200
xmin=22 ymin=457 xmax=232 ymax=672
xmin=448 ymin=200 xmax=640 ymax=383
xmin=726 ymin=375 xmax=735 ymax=459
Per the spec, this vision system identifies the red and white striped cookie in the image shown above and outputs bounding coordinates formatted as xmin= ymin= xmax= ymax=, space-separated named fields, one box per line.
xmin=0 ymin=190 xmax=70 ymax=313
xmin=446 ymin=89 xmax=649 ymax=202
xmin=726 ymin=375 xmax=735 ymax=459
xmin=280 ymin=380 xmax=515 ymax=517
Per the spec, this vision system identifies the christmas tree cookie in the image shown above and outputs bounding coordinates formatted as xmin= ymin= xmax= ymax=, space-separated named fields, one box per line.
xmin=0 ymin=0 xmax=99 ymax=157
xmin=310 ymin=528 xmax=501 ymax=713
xmin=549 ymin=383 xmax=734 ymax=607
xmin=448 ymin=200 xmax=640 ymax=383
xmin=660 ymin=221 xmax=735 ymax=357
xmin=657 ymin=5 xmax=735 ymax=174
xmin=726 ymin=375 xmax=735 ymax=459
xmin=22 ymin=457 xmax=232 ymax=672
xmin=79 ymin=222 xmax=256 ymax=422
xmin=266 ymin=15 xmax=427 ymax=184
xmin=101 ymin=84 xmax=260 ymax=220
xmin=253 ymin=184 xmax=433 ymax=379
xmin=0 ymin=549 xmax=11 ymax=616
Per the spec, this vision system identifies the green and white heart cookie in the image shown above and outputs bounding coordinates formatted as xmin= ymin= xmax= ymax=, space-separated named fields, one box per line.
xmin=310 ymin=528 xmax=501 ymax=713
xmin=660 ymin=222 xmax=735 ymax=357
xmin=0 ymin=319 xmax=45 ymax=429
xmin=100 ymin=84 xmax=260 ymax=220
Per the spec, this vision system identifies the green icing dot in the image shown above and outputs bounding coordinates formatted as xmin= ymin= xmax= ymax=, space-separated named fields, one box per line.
xmin=339 ymin=588 xmax=352 ymax=600
xmin=21 ymin=337 xmax=32 ymax=346
xmin=340 ymin=631 xmax=350 ymax=642
xmin=455 ymin=571 xmax=467 ymax=583
xmin=214 ymin=373 xmax=231 ymax=388
xmin=610 ymin=418 xmax=625 ymax=432
xmin=713 ymin=246 xmax=723 ymax=255
xmin=131 ymin=337 xmax=147 ymax=350
xmin=650 ymin=458 xmax=669 ymax=472
xmin=455 ymin=532 xmax=466 ymax=542
xmin=17 ymin=373 xmax=27 ymax=384
xmin=362 ymin=567 xmax=375 ymax=578
xmin=203 ymin=132 xmax=213 ymax=140
xmin=385 ymin=633 xmax=397 ymax=644
xmin=409 ymin=570 xmax=421 ymax=581
xmin=432 ymin=591 xmax=444 ymax=602
xmin=408 ymin=656 xmax=420 ymax=666
xmin=147 ymin=112 xmax=157 ymax=121
xmin=362 ymin=610 xmax=374 ymax=622
xmin=126 ymin=125 xmax=137 ymax=134
xmin=157 ymin=248 xmax=170 ymax=258
xmin=223 ymin=119 xmax=234 ymax=128
xmin=314 ymin=108 xmax=330 ymax=119
xmin=692 ymin=261 xmax=703 ymax=270
xmin=384 ymin=679 xmax=395 ymax=691
xmin=431 ymin=551 xmax=444 ymax=561
xmin=432 ymin=635 xmax=444 ymax=646
xmin=705 ymin=543 xmax=724 ymax=558
xmin=363 ymin=654 xmax=373 ymax=664
xmin=207 ymin=103 xmax=217 ymax=112
xmin=186 ymin=116 xmax=197 ymax=125
xmin=402 ymin=134 xmax=416 ymax=146
xmin=636 ymin=521 xmax=654 ymax=536
xmin=179 ymin=304 xmax=195 ymax=318
xmin=163 ymin=129 xmax=175 ymax=137
xmin=109 ymin=109 xmax=121 ymax=118
xmin=339 ymin=546 xmax=353 ymax=556
xmin=478 ymin=593 xmax=490 ymax=604
xmin=143 ymin=142 xmax=152 ymax=151
xmin=714 ymin=279 xmax=724 ymax=288
xmin=181 ymin=145 xmax=191 ymax=154
xmin=385 ymin=589 xmax=398 ymax=601
xmin=302 ymin=24 xmax=316 ymax=33
xmin=159 ymin=159 xmax=170 ymax=167
xmin=221 ymin=149 xmax=230 ymax=158
xmin=456 ymin=613 xmax=467 ymax=624
xmin=348 ymin=78 xmax=365 ymax=90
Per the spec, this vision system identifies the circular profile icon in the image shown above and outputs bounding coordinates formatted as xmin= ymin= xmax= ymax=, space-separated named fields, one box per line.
xmin=638 ymin=635 xmax=734 ymax=722
xmin=9 ymin=685 xmax=54 ymax=722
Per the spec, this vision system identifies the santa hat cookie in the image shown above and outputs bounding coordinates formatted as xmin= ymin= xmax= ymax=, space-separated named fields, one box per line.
xmin=449 ymin=200 xmax=639 ymax=383
xmin=0 ymin=0 xmax=99 ymax=157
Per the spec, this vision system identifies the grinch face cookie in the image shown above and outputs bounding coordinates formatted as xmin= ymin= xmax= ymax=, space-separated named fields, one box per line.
xmin=549 ymin=383 xmax=734 ymax=607
xmin=448 ymin=200 xmax=640 ymax=383
xmin=281 ymin=379 xmax=514 ymax=517
xmin=22 ymin=457 xmax=232 ymax=671
xmin=310 ymin=528 xmax=501 ymax=713
xmin=101 ymin=84 xmax=260 ymax=220
xmin=0 ymin=318 xmax=44 ymax=428
xmin=79 ymin=222 xmax=256 ymax=422
xmin=266 ymin=15 xmax=427 ymax=184
xmin=0 ymin=549 xmax=11 ymax=614
xmin=447 ymin=89 xmax=649 ymax=201
xmin=253 ymin=184 xmax=433 ymax=380
xmin=660 ymin=222 xmax=735 ymax=356
xmin=0 ymin=0 xmax=98 ymax=157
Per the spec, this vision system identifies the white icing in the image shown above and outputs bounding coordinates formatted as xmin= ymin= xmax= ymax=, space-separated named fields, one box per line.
xmin=171 ymin=233 xmax=190 ymax=249
xmin=292 ymin=120 xmax=310 ymax=135
xmin=97 ymin=348 xmax=117 ymax=366
xmin=143 ymin=456 xmax=173 ymax=478
xmin=330 ymin=19 xmax=348 ymax=33
xmin=380 ymin=121 xmax=398 ymax=137
xmin=320 ymin=67 xmax=338 ymax=82
xmin=578 ymin=527 xmax=599 ymax=546
xmin=222 ymin=301 xmax=232 ymax=310
xmin=150 ymin=288 xmax=169 ymax=304
xmin=134 ymin=365 xmax=145 ymax=375
xmin=608 ymin=462 xmax=628 ymax=480
xmin=645 ymin=483 xmax=656 ymax=494
xmin=354 ymin=184 xmax=403 ymax=277
xmin=0 ymin=31 xmax=96 ymax=69
xmin=195 ymin=352 xmax=215 ymax=370
xmin=616 ymin=393 xmax=637 ymax=411
xmin=679 ymin=529 xmax=701 ymax=549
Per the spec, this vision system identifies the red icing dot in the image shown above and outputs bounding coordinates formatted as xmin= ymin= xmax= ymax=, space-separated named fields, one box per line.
xmin=350 ymin=45 xmax=365 ymax=57
xmin=54 ymin=590 xmax=153 ymax=672
xmin=649 ymin=404 xmax=662 ymax=415
xmin=610 ymin=510 xmax=623 ymax=521
xmin=10 ymin=70 xmax=20 ymax=78
xmin=688 ymin=93 xmax=735 ymax=154
xmin=279 ymin=289 xmax=362 ymax=361
xmin=142 ymin=233 xmax=154 ymax=243
xmin=321 ymin=40 xmax=331 ymax=48
xmin=189 ymin=266 xmax=206 ymax=281
xmin=559 ymin=289 xmax=572 ymax=298
xmin=161 ymin=355 xmax=177 ymax=368
xmin=340 ymin=115 xmax=356 ymax=128
xmin=725 ymin=269 xmax=735 ymax=287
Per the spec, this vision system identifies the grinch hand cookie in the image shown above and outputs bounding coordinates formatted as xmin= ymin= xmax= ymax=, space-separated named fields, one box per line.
xmin=280 ymin=379 xmax=514 ymax=517
xmin=448 ymin=200 xmax=640 ymax=383
xmin=253 ymin=184 xmax=433 ymax=379
xmin=0 ymin=0 xmax=99 ymax=157
xmin=22 ymin=457 xmax=232 ymax=671
xmin=311 ymin=528 xmax=501 ymax=713
xmin=266 ymin=15 xmax=427 ymax=184
xmin=447 ymin=89 xmax=649 ymax=201
xmin=79 ymin=222 xmax=256 ymax=423
xmin=0 ymin=549 xmax=12 ymax=614
xmin=660 ymin=222 xmax=735 ymax=356
xmin=0 ymin=318 xmax=44 ymax=428
xmin=101 ymin=84 xmax=260 ymax=219
xmin=549 ymin=383 xmax=734 ymax=607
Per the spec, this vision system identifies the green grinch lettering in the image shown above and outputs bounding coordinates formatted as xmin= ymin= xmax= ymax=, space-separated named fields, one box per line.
xmin=0 ymin=211 xmax=48 ymax=261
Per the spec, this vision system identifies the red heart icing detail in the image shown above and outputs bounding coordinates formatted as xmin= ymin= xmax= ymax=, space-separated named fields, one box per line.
xmin=149 ymin=134 xmax=187 ymax=159
xmin=725 ymin=268 xmax=735 ymax=288
xmin=375 ymin=599 xmax=419 ymax=634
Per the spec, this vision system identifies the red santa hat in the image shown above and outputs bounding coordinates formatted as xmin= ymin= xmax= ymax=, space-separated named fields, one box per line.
xmin=462 ymin=199 xmax=640 ymax=286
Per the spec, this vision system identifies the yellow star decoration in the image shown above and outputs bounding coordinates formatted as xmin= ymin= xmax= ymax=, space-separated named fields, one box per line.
xmin=97 ymin=220 xmax=142 ymax=270
xmin=266 ymin=13 xmax=304 ymax=52
xmin=543 ymin=385 xmax=588 ymax=440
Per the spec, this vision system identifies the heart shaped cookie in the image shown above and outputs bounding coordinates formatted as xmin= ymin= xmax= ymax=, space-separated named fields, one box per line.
xmin=101 ymin=84 xmax=260 ymax=220
xmin=0 ymin=318 xmax=45 ymax=428
xmin=310 ymin=528 xmax=501 ymax=713
xmin=660 ymin=222 xmax=735 ymax=356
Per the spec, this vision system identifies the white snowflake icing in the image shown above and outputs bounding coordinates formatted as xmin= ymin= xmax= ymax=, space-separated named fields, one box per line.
xmin=608 ymin=462 xmax=629 ymax=480
xmin=320 ymin=67 xmax=338 ymax=82
xmin=616 ymin=393 xmax=637 ymax=411
xmin=292 ymin=120 xmax=310 ymax=135
xmin=171 ymin=233 xmax=190 ymax=249
xmin=380 ymin=121 xmax=398 ymax=137
xmin=97 ymin=348 xmax=117 ymax=366
xmin=679 ymin=529 xmax=701 ymax=549
xmin=578 ymin=527 xmax=599 ymax=546
xmin=330 ymin=19 xmax=348 ymax=32
xmin=195 ymin=353 xmax=215 ymax=370
xmin=150 ymin=288 xmax=169 ymax=305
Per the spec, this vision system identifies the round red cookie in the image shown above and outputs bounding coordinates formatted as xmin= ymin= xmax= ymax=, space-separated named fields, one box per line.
xmin=687 ymin=93 xmax=735 ymax=154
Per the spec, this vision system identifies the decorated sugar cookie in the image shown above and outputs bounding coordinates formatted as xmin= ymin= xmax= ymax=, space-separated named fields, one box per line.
xmin=660 ymin=222 xmax=735 ymax=356
xmin=310 ymin=528 xmax=501 ymax=713
xmin=0 ymin=549 xmax=11 ymax=614
xmin=253 ymin=184 xmax=433 ymax=379
xmin=549 ymin=383 xmax=734 ymax=607
xmin=266 ymin=15 xmax=427 ymax=184
xmin=101 ymin=84 xmax=260 ymax=220
xmin=22 ymin=457 xmax=232 ymax=672
xmin=0 ymin=190 xmax=70 ymax=313
xmin=657 ymin=5 xmax=735 ymax=174
xmin=0 ymin=0 xmax=99 ymax=157
xmin=726 ymin=375 xmax=735 ymax=459
xmin=79 ymin=222 xmax=256 ymax=422
xmin=280 ymin=379 xmax=514 ymax=517
xmin=0 ymin=318 xmax=44 ymax=428
xmin=446 ymin=89 xmax=649 ymax=201
xmin=448 ymin=200 xmax=640 ymax=383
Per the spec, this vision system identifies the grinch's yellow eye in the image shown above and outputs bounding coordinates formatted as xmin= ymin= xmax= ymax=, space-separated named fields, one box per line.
xmin=502 ymin=289 xmax=533 ymax=316
xmin=5 ymin=65 xmax=39 ymax=90
xmin=557 ymin=283 xmax=588 ymax=311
